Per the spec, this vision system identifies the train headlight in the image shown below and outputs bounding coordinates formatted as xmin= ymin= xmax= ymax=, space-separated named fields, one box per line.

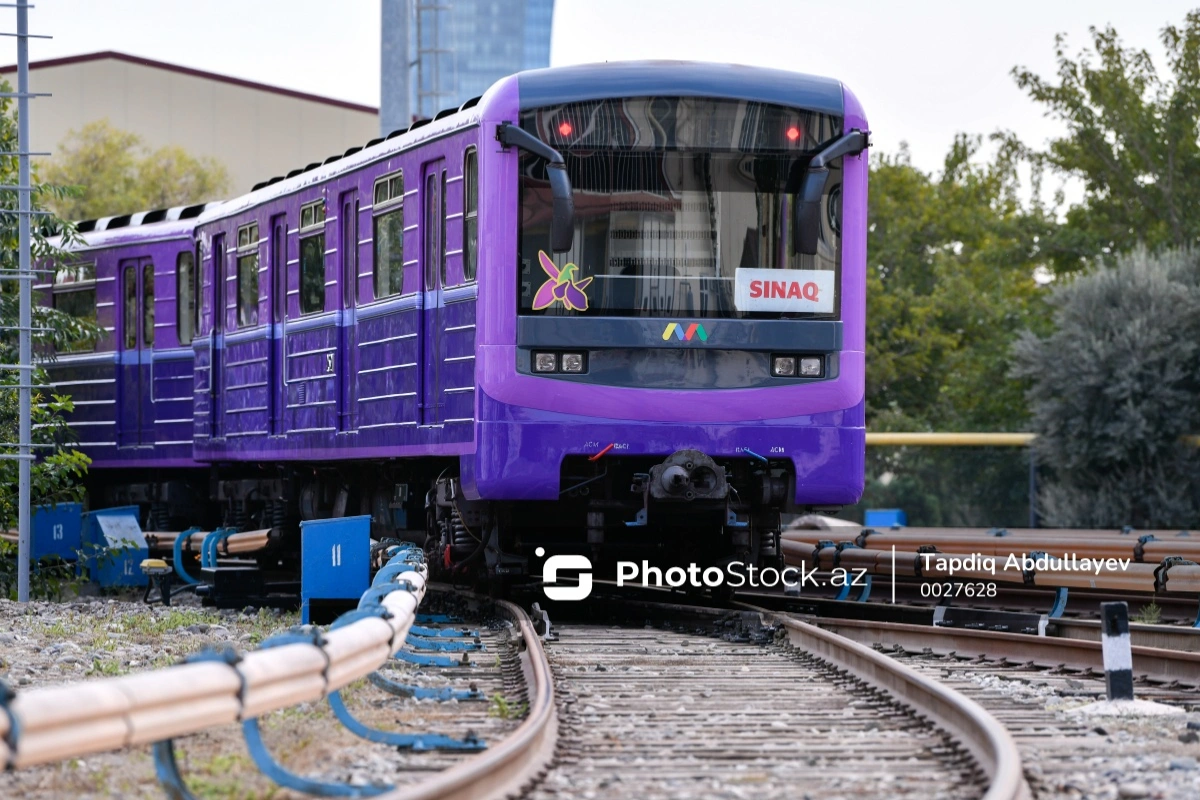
xmin=799 ymin=357 xmax=823 ymax=377
xmin=771 ymin=356 xmax=797 ymax=377
xmin=561 ymin=352 xmax=585 ymax=373
xmin=534 ymin=352 xmax=558 ymax=373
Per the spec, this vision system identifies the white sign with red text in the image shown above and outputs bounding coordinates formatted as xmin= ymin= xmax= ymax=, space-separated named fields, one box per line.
xmin=734 ymin=268 xmax=837 ymax=313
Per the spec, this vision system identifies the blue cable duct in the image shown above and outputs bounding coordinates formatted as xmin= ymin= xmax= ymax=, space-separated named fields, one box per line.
xmin=147 ymin=545 xmax=488 ymax=797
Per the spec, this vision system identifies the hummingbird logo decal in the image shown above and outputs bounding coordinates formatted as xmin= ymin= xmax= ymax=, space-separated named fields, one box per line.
xmin=532 ymin=250 xmax=592 ymax=312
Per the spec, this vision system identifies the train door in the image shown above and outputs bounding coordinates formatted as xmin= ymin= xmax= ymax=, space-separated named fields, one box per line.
xmin=337 ymin=192 xmax=358 ymax=432
xmin=117 ymin=258 xmax=154 ymax=447
xmin=419 ymin=160 xmax=444 ymax=426
xmin=138 ymin=260 xmax=155 ymax=444
xmin=268 ymin=216 xmax=286 ymax=435
xmin=209 ymin=233 xmax=226 ymax=438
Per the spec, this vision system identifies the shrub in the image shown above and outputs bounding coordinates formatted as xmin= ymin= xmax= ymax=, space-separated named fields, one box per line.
xmin=1011 ymin=248 xmax=1200 ymax=527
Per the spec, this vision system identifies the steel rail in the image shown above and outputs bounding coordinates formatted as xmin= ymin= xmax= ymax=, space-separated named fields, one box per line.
xmin=804 ymin=617 xmax=1200 ymax=688
xmin=741 ymin=605 xmax=1031 ymax=800
xmin=379 ymin=598 xmax=557 ymax=800
xmin=781 ymin=529 xmax=1200 ymax=594
xmin=1049 ymin=617 xmax=1200 ymax=651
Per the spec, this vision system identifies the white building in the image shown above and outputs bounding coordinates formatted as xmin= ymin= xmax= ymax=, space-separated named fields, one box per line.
xmin=1 ymin=50 xmax=381 ymax=196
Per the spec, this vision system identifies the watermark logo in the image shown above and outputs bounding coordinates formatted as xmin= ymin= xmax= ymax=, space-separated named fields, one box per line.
xmin=536 ymin=546 xmax=593 ymax=601
xmin=534 ymin=549 xmax=867 ymax=601
xmin=662 ymin=322 xmax=709 ymax=342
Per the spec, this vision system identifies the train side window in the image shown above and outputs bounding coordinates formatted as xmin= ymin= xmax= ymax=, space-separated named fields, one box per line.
xmin=177 ymin=250 xmax=195 ymax=344
xmin=372 ymin=170 xmax=404 ymax=299
xmin=123 ymin=265 xmax=136 ymax=349
xmin=300 ymin=199 xmax=326 ymax=230
xmin=142 ymin=262 xmax=155 ymax=347
xmin=299 ymin=201 xmax=326 ymax=314
xmin=52 ymin=260 xmax=96 ymax=351
xmin=463 ymin=148 xmax=478 ymax=281
xmin=440 ymin=170 xmax=448 ymax=285
xmin=299 ymin=235 xmax=325 ymax=314
xmin=194 ymin=242 xmax=202 ymax=337
xmin=236 ymin=221 xmax=260 ymax=327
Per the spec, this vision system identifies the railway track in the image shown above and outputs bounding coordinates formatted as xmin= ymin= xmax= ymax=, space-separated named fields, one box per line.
xmin=736 ymin=606 xmax=1200 ymax=798
xmin=892 ymin=652 xmax=1200 ymax=799
xmin=800 ymin=616 xmax=1200 ymax=688
xmin=16 ymin=578 xmax=1200 ymax=799
xmin=739 ymin=586 xmax=1200 ymax=653
xmin=407 ymin=587 xmax=1200 ymax=800
xmin=525 ymin=603 xmax=1026 ymax=800
xmin=363 ymin=596 xmax=557 ymax=800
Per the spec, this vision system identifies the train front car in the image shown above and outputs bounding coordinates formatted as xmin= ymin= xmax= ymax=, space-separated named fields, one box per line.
xmin=458 ymin=62 xmax=868 ymax=576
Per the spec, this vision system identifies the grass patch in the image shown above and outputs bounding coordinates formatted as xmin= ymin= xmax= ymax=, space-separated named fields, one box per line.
xmin=123 ymin=608 xmax=224 ymax=638
xmin=488 ymin=693 xmax=527 ymax=720
xmin=177 ymin=751 xmax=282 ymax=800
xmin=1133 ymin=601 xmax=1162 ymax=625
xmin=89 ymin=658 xmax=124 ymax=676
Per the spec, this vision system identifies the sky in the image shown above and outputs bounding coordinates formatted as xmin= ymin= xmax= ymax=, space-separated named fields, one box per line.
xmin=5 ymin=0 xmax=1199 ymax=175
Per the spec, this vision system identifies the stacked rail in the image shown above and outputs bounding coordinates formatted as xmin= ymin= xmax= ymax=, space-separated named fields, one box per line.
xmin=783 ymin=520 xmax=1200 ymax=597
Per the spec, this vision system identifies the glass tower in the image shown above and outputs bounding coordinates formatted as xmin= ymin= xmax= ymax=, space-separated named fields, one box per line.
xmin=381 ymin=0 xmax=556 ymax=134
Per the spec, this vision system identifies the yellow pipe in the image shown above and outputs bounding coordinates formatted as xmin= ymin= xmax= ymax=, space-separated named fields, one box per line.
xmin=865 ymin=432 xmax=1036 ymax=447
xmin=866 ymin=432 xmax=1200 ymax=447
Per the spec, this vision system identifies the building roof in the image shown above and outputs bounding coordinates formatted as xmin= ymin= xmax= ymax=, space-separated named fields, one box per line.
xmin=0 ymin=50 xmax=378 ymax=115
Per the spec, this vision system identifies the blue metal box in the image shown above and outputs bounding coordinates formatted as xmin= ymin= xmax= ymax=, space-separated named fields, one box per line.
xmin=301 ymin=515 xmax=371 ymax=623
xmin=81 ymin=506 xmax=150 ymax=587
xmin=864 ymin=508 xmax=907 ymax=528
xmin=31 ymin=502 xmax=83 ymax=561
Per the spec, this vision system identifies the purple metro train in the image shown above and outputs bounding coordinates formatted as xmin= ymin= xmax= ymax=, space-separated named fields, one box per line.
xmin=43 ymin=61 xmax=869 ymax=579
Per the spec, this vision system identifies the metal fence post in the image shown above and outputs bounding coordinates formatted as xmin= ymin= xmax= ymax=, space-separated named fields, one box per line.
xmin=1027 ymin=444 xmax=1037 ymax=529
xmin=15 ymin=0 xmax=33 ymax=602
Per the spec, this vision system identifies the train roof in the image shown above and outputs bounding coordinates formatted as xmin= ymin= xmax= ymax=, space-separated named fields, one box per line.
xmin=210 ymin=61 xmax=848 ymax=224
xmin=198 ymin=97 xmax=486 ymax=226
xmin=58 ymin=207 xmax=215 ymax=252
xmin=60 ymin=61 xmax=850 ymax=239
xmin=515 ymin=61 xmax=845 ymax=115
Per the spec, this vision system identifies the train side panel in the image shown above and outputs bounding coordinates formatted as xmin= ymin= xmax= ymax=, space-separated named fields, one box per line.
xmin=192 ymin=125 xmax=481 ymax=462
xmin=43 ymin=224 xmax=201 ymax=470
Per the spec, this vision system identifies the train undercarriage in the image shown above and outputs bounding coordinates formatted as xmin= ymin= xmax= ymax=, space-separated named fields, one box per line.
xmin=88 ymin=449 xmax=838 ymax=594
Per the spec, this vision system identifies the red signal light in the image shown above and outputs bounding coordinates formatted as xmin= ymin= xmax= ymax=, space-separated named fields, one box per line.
xmin=786 ymin=126 xmax=801 ymax=142
xmin=558 ymin=121 xmax=573 ymax=136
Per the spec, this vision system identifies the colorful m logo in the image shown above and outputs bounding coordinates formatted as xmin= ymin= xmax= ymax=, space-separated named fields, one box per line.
xmin=662 ymin=322 xmax=709 ymax=342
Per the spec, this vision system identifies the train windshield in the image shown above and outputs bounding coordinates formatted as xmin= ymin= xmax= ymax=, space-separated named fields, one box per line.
xmin=517 ymin=96 xmax=843 ymax=319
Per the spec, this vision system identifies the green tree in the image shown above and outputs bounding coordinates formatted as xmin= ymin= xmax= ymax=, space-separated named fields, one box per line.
xmin=854 ymin=137 xmax=1052 ymax=526
xmin=1011 ymin=248 xmax=1200 ymax=528
xmin=1013 ymin=12 xmax=1200 ymax=268
xmin=866 ymin=136 xmax=1050 ymax=433
xmin=40 ymin=118 xmax=230 ymax=220
xmin=0 ymin=81 xmax=100 ymax=533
